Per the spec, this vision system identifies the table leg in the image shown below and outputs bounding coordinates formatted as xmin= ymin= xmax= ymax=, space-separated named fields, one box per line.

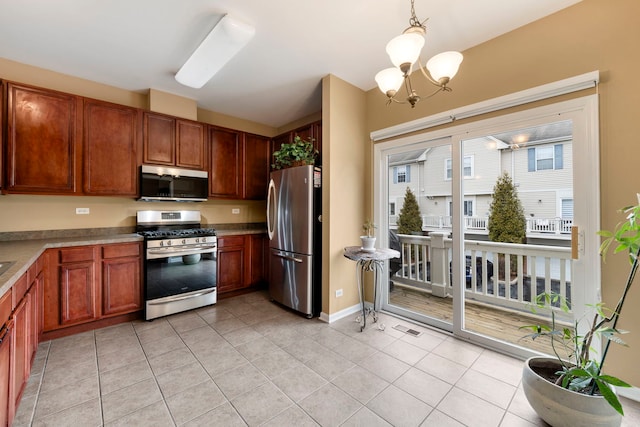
xmin=355 ymin=260 xmax=367 ymax=332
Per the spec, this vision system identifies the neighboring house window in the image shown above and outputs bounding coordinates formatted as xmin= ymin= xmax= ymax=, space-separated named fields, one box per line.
xmin=464 ymin=200 xmax=474 ymax=216
xmin=561 ymin=198 xmax=574 ymax=218
xmin=393 ymin=165 xmax=411 ymax=183
xmin=528 ymin=144 xmax=563 ymax=171
xmin=390 ymin=202 xmax=396 ymax=216
xmin=445 ymin=156 xmax=473 ymax=180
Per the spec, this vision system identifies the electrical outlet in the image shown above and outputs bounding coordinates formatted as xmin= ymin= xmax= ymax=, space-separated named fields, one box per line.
xmin=76 ymin=208 xmax=90 ymax=215
xmin=335 ymin=289 xmax=343 ymax=297
xmin=232 ymin=208 xmax=240 ymax=214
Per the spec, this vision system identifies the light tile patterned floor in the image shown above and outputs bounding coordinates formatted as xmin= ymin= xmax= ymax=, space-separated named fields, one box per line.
xmin=12 ymin=291 xmax=640 ymax=426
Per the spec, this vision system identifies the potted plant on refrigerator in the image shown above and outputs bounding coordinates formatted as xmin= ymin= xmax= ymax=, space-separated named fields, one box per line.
xmin=520 ymin=196 xmax=640 ymax=427
xmin=272 ymin=135 xmax=318 ymax=170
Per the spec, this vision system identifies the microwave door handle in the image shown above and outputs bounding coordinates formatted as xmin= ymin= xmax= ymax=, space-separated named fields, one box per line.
xmin=267 ymin=179 xmax=276 ymax=240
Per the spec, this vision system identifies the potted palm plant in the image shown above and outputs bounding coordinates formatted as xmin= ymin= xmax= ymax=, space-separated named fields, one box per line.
xmin=272 ymin=135 xmax=318 ymax=170
xmin=521 ymin=196 xmax=640 ymax=426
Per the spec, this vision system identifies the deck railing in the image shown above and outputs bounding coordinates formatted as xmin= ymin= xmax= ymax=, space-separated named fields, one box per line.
xmin=392 ymin=233 xmax=573 ymax=320
xmin=407 ymin=215 xmax=574 ymax=236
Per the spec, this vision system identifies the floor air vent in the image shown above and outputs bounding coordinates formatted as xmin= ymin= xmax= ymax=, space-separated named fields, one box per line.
xmin=393 ymin=325 xmax=423 ymax=337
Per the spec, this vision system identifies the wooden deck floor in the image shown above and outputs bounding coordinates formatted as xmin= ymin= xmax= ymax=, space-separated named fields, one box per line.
xmin=389 ymin=284 xmax=572 ymax=358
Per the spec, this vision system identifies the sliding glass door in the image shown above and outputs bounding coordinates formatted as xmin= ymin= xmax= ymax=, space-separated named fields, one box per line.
xmin=375 ymin=96 xmax=600 ymax=358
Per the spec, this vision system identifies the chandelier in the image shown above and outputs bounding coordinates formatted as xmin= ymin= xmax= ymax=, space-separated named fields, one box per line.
xmin=375 ymin=0 xmax=463 ymax=108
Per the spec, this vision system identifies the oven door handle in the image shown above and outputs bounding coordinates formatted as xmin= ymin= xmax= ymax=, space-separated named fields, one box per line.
xmin=147 ymin=245 xmax=217 ymax=257
xmin=147 ymin=288 xmax=216 ymax=305
xmin=273 ymin=252 xmax=303 ymax=263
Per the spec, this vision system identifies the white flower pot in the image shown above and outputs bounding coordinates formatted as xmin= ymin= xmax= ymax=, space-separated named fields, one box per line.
xmin=360 ymin=236 xmax=376 ymax=252
xmin=522 ymin=356 xmax=622 ymax=427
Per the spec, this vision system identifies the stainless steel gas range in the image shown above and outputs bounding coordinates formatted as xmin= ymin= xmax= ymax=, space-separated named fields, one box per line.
xmin=136 ymin=210 xmax=217 ymax=320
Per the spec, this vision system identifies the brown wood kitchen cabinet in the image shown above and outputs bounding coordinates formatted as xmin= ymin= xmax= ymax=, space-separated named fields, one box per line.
xmin=0 ymin=291 xmax=13 ymax=427
xmin=217 ymin=234 xmax=267 ymax=294
xmin=101 ymin=243 xmax=142 ymax=316
xmin=83 ymin=99 xmax=141 ymax=196
xmin=244 ymin=133 xmax=270 ymax=200
xmin=143 ymin=112 xmax=207 ymax=170
xmin=43 ymin=242 xmax=142 ymax=333
xmin=209 ymin=127 xmax=270 ymax=200
xmin=4 ymin=82 xmax=83 ymax=194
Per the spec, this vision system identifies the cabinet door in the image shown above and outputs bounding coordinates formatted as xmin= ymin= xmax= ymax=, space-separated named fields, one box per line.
xmin=11 ymin=294 xmax=30 ymax=411
xmin=102 ymin=243 xmax=142 ymax=316
xmin=209 ymin=127 xmax=243 ymax=199
xmin=217 ymin=236 xmax=245 ymax=293
xmin=143 ymin=112 xmax=175 ymax=166
xmin=176 ymin=119 xmax=206 ymax=170
xmin=59 ymin=261 xmax=97 ymax=326
xmin=5 ymin=82 xmax=81 ymax=194
xmin=244 ymin=134 xmax=270 ymax=200
xmin=83 ymin=99 xmax=141 ymax=196
xmin=247 ymin=234 xmax=267 ymax=286
xmin=0 ymin=320 xmax=13 ymax=427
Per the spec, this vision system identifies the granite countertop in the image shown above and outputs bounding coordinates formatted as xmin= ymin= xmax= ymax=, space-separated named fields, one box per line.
xmin=0 ymin=223 xmax=267 ymax=300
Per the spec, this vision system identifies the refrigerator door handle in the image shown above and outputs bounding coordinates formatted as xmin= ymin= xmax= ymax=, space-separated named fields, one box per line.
xmin=273 ymin=251 xmax=303 ymax=263
xmin=267 ymin=178 xmax=276 ymax=240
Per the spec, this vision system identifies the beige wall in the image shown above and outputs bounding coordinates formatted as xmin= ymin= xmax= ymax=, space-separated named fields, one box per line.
xmin=321 ymin=75 xmax=367 ymax=316
xmin=0 ymin=195 xmax=265 ymax=232
xmin=365 ymin=0 xmax=640 ymax=385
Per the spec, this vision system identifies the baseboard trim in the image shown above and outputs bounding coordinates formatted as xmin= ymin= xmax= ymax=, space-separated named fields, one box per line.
xmin=619 ymin=386 xmax=640 ymax=402
xmin=319 ymin=303 xmax=361 ymax=323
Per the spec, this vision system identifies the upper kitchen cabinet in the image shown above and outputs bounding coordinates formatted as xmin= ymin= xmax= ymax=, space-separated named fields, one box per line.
xmin=209 ymin=126 xmax=243 ymax=199
xmin=143 ymin=112 xmax=207 ymax=170
xmin=244 ymin=133 xmax=270 ymax=200
xmin=4 ymin=82 xmax=82 ymax=194
xmin=83 ymin=99 xmax=141 ymax=196
xmin=209 ymin=127 xmax=270 ymax=200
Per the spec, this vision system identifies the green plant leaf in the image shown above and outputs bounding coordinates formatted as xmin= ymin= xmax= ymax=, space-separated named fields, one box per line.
xmin=596 ymin=380 xmax=625 ymax=416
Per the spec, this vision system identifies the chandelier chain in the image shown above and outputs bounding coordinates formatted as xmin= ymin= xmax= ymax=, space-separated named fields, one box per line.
xmin=408 ymin=0 xmax=427 ymax=30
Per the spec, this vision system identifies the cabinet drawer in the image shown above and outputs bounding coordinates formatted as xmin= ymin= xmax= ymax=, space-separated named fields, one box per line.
xmin=0 ymin=291 xmax=11 ymax=326
xmin=102 ymin=243 xmax=141 ymax=259
xmin=218 ymin=235 xmax=245 ymax=248
xmin=59 ymin=247 xmax=95 ymax=263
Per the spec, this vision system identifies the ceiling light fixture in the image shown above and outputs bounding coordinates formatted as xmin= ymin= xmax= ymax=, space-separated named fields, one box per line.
xmin=375 ymin=0 xmax=463 ymax=108
xmin=175 ymin=15 xmax=255 ymax=89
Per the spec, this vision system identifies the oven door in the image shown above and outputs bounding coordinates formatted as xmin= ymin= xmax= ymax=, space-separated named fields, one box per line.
xmin=145 ymin=248 xmax=217 ymax=320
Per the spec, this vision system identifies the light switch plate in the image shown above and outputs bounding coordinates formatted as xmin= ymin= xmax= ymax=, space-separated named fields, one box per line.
xmin=76 ymin=208 xmax=90 ymax=215
xmin=232 ymin=208 xmax=240 ymax=214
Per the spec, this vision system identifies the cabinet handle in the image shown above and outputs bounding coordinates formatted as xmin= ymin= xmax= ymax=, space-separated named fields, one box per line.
xmin=147 ymin=288 xmax=215 ymax=305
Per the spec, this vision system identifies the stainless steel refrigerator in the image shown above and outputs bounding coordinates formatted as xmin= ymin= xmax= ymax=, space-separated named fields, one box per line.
xmin=267 ymin=165 xmax=322 ymax=317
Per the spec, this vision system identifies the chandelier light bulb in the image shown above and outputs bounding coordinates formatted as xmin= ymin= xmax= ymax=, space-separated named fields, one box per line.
xmin=426 ymin=51 xmax=463 ymax=83
xmin=386 ymin=33 xmax=425 ymax=70
xmin=375 ymin=67 xmax=405 ymax=95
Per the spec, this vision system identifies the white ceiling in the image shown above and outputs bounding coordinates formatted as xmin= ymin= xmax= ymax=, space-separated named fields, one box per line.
xmin=0 ymin=0 xmax=581 ymax=128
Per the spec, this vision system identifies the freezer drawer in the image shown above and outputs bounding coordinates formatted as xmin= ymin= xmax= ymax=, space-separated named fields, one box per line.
xmin=269 ymin=249 xmax=313 ymax=316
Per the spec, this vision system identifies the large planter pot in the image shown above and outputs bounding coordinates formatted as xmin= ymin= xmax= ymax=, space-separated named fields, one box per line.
xmin=522 ymin=356 xmax=622 ymax=427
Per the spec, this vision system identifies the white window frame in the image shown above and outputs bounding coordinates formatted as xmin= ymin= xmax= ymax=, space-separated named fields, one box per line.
xmin=396 ymin=165 xmax=408 ymax=183
xmin=536 ymin=146 xmax=554 ymax=170
xmin=445 ymin=155 xmax=473 ymax=180
xmin=373 ymin=95 xmax=600 ymax=361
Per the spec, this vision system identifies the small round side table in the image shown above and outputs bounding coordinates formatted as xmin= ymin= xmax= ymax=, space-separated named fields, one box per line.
xmin=343 ymin=246 xmax=400 ymax=332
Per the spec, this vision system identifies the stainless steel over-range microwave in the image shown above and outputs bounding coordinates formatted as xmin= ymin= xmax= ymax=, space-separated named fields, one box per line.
xmin=139 ymin=165 xmax=208 ymax=202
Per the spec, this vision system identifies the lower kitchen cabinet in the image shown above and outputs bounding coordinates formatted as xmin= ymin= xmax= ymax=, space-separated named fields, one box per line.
xmin=0 ymin=291 xmax=13 ymax=427
xmin=0 ymin=257 xmax=42 ymax=427
xmin=44 ymin=242 xmax=142 ymax=332
xmin=101 ymin=243 xmax=142 ymax=316
xmin=217 ymin=234 xmax=267 ymax=294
